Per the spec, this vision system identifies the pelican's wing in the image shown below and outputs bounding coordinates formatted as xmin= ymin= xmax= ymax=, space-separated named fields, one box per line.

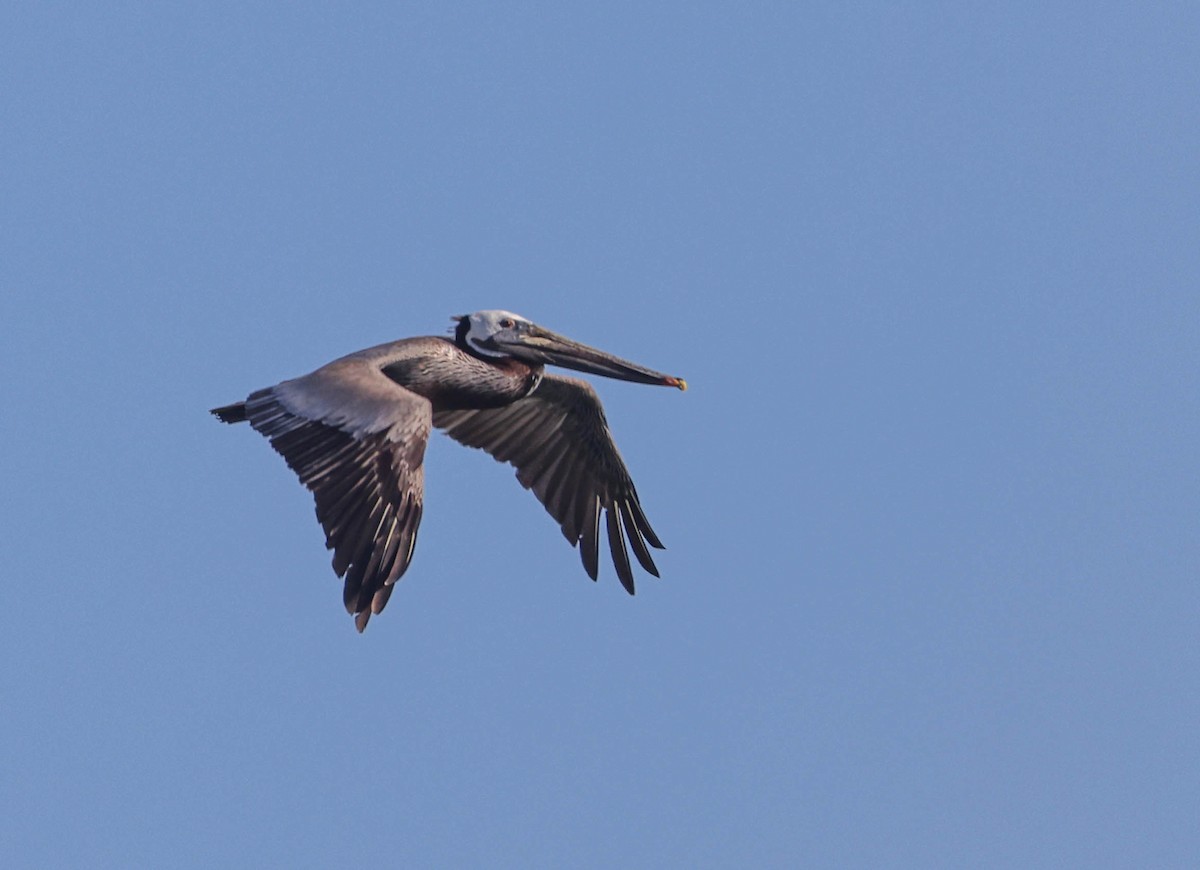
xmin=233 ymin=357 xmax=431 ymax=631
xmin=433 ymin=374 xmax=664 ymax=594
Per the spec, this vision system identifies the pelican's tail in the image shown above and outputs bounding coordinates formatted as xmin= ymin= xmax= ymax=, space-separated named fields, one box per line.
xmin=210 ymin=402 xmax=248 ymax=424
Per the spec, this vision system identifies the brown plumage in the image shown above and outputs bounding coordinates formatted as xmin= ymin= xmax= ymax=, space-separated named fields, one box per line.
xmin=212 ymin=310 xmax=685 ymax=630
xmin=434 ymin=376 xmax=663 ymax=594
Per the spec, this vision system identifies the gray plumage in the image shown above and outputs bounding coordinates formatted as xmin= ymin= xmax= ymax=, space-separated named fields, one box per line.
xmin=212 ymin=311 xmax=686 ymax=631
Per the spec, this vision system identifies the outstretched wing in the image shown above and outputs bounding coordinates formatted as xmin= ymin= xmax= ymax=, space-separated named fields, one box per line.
xmin=433 ymin=374 xmax=664 ymax=594
xmin=239 ymin=357 xmax=431 ymax=631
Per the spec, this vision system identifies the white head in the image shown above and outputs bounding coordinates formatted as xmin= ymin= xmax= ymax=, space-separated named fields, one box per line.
xmin=454 ymin=310 xmax=534 ymax=358
xmin=449 ymin=309 xmax=688 ymax=390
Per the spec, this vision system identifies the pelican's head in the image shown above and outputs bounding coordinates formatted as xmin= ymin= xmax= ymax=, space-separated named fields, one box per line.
xmin=452 ymin=310 xmax=686 ymax=390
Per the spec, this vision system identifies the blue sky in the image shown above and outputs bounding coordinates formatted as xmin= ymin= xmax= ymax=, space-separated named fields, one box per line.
xmin=3 ymin=2 xmax=1197 ymax=867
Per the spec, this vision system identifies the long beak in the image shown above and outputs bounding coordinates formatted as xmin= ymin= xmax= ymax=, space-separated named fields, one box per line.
xmin=501 ymin=326 xmax=687 ymax=390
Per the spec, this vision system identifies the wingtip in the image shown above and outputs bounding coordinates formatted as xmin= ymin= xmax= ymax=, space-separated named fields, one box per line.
xmin=580 ymin=546 xmax=600 ymax=581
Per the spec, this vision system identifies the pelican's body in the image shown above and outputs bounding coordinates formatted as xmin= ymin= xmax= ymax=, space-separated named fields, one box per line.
xmin=212 ymin=311 xmax=685 ymax=630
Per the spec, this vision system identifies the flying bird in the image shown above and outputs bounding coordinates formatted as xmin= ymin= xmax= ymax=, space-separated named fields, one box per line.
xmin=211 ymin=310 xmax=687 ymax=631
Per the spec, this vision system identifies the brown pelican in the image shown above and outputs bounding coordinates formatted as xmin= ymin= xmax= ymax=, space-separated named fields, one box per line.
xmin=211 ymin=310 xmax=687 ymax=631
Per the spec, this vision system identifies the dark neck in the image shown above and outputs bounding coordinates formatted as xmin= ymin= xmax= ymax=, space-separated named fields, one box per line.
xmin=454 ymin=316 xmax=471 ymax=348
xmin=383 ymin=342 xmax=543 ymax=411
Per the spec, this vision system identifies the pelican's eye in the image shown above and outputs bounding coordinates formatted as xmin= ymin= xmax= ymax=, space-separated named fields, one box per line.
xmin=499 ymin=318 xmax=515 ymax=329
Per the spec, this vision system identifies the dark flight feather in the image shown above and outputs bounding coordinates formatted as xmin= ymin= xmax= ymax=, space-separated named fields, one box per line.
xmin=433 ymin=375 xmax=664 ymax=593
